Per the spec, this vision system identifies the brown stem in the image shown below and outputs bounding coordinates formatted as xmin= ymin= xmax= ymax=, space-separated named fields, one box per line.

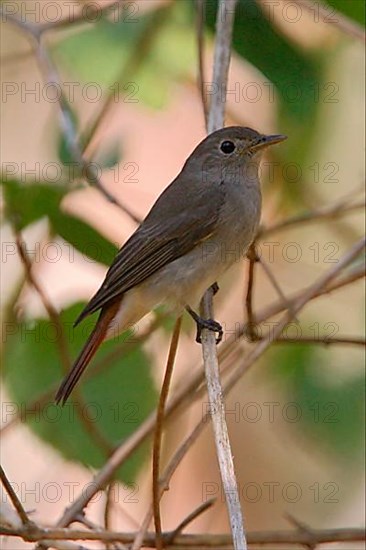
xmin=0 ymin=465 xmax=34 ymax=527
xmin=152 ymin=316 xmax=182 ymax=550
xmin=0 ymin=524 xmax=364 ymax=547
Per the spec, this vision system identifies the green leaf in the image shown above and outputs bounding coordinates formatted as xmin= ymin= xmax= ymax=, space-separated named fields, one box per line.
xmin=53 ymin=16 xmax=148 ymax=88
xmin=51 ymin=211 xmax=117 ymax=266
xmin=2 ymin=180 xmax=118 ymax=265
xmin=57 ymin=107 xmax=80 ymax=167
xmin=327 ymin=0 xmax=365 ymax=27
xmin=2 ymin=179 xmax=64 ymax=230
xmin=2 ymin=303 xmax=158 ymax=484
xmin=53 ymin=4 xmax=195 ymax=110
xmin=267 ymin=344 xmax=365 ymax=461
xmin=95 ymin=142 xmax=122 ymax=169
xmin=204 ymin=0 xmax=322 ymax=121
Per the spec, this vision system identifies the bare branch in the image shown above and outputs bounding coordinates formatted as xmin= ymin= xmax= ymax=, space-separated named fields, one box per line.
xmin=167 ymin=499 xmax=216 ymax=542
xmin=49 ymin=257 xmax=364 ymax=530
xmin=153 ymin=316 xmax=182 ymax=550
xmin=223 ymin=237 xmax=366 ymax=397
xmin=0 ymin=465 xmax=34 ymax=528
xmin=82 ymin=6 xmax=169 ymax=162
xmin=261 ymin=197 xmax=365 ymax=236
xmin=201 ymin=1 xmax=246 ymax=548
xmin=40 ymin=1 xmax=125 ymax=34
xmin=1 ymin=523 xmax=365 ymax=547
xmin=196 ymin=0 xmax=209 ymax=127
xmin=245 ymin=243 xmax=259 ymax=341
xmin=0 ymin=6 xmax=140 ymax=223
xmin=272 ymin=335 xmax=366 ymax=347
xmin=14 ymin=232 xmax=71 ymax=372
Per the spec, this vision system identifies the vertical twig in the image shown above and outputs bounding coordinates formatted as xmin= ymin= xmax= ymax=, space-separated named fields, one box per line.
xmin=257 ymin=255 xmax=299 ymax=321
xmin=200 ymin=1 xmax=247 ymax=549
xmin=245 ymin=242 xmax=259 ymax=341
xmin=196 ymin=0 xmax=209 ymax=127
xmin=152 ymin=316 xmax=182 ymax=550
xmin=104 ymin=482 xmax=115 ymax=550
xmin=0 ymin=466 xmax=34 ymax=528
xmin=14 ymin=232 xmax=71 ymax=372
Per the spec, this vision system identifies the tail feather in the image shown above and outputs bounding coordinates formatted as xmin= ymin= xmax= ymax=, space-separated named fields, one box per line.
xmin=55 ymin=302 xmax=119 ymax=405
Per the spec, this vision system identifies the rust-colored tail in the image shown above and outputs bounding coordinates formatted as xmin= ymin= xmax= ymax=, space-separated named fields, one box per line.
xmin=55 ymin=303 xmax=119 ymax=405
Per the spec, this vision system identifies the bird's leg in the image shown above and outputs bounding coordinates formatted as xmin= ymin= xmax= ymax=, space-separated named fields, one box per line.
xmin=185 ymin=305 xmax=223 ymax=344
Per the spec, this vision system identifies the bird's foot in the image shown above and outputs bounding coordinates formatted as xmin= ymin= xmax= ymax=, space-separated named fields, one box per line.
xmin=186 ymin=306 xmax=223 ymax=344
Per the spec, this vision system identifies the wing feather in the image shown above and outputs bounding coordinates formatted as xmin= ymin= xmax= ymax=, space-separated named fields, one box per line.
xmin=75 ymin=180 xmax=224 ymax=325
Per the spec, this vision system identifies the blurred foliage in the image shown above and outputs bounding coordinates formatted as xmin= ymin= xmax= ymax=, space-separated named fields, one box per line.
xmin=206 ymin=0 xmax=321 ymax=122
xmin=1 ymin=0 xmax=364 ymax=480
xmin=327 ymin=0 xmax=365 ymax=25
xmin=3 ymin=303 xmax=157 ymax=483
xmin=267 ymin=343 xmax=365 ymax=461
xmin=2 ymin=180 xmax=118 ymax=265
xmin=54 ymin=4 xmax=195 ymax=109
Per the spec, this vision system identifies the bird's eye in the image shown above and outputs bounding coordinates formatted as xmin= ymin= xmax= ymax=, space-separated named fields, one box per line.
xmin=220 ymin=140 xmax=236 ymax=154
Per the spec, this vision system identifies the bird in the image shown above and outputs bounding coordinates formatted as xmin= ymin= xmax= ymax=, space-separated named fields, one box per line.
xmin=55 ymin=126 xmax=286 ymax=404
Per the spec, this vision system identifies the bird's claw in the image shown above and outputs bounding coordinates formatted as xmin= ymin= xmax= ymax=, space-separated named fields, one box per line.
xmin=195 ymin=318 xmax=223 ymax=345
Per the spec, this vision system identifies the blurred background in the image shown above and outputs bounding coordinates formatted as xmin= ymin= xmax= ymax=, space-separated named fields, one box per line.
xmin=1 ymin=0 xmax=365 ymax=548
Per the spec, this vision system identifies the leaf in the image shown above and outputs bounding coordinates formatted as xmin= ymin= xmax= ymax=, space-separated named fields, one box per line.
xmin=51 ymin=211 xmax=117 ymax=266
xmin=57 ymin=107 xmax=80 ymax=167
xmin=53 ymin=16 xmax=148 ymax=88
xmin=267 ymin=343 xmax=365 ymax=461
xmin=95 ymin=142 xmax=122 ymax=169
xmin=53 ymin=4 xmax=196 ymax=109
xmin=2 ymin=179 xmax=64 ymax=230
xmin=2 ymin=303 xmax=158 ymax=484
xmin=204 ymin=0 xmax=322 ymax=122
xmin=327 ymin=0 xmax=365 ymax=27
xmin=2 ymin=180 xmax=118 ymax=265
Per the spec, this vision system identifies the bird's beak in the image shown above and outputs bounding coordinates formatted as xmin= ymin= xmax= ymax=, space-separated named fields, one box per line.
xmin=249 ymin=134 xmax=287 ymax=152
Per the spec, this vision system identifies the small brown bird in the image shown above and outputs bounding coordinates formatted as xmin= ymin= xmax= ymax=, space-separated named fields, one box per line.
xmin=56 ymin=127 xmax=286 ymax=404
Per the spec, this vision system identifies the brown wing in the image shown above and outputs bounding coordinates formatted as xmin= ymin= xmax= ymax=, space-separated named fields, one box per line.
xmin=75 ymin=181 xmax=225 ymax=325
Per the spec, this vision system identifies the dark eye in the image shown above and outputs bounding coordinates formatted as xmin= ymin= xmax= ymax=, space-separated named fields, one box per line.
xmin=220 ymin=140 xmax=236 ymax=154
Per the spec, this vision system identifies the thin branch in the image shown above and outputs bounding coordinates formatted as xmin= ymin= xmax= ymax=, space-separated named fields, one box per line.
xmin=0 ymin=7 xmax=140 ymax=223
xmin=51 ymin=259 xmax=364 ymax=529
xmin=260 ymin=198 xmax=365 ymax=237
xmin=132 ymin=413 xmax=211 ymax=550
xmin=39 ymin=1 xmax=125 ymax=34
xmin=104 ymin=482 xmax=115 ymax=550
xmin=257 ymin=255 xmax=299 ymax=322
xmin=272 ymin=335 xmax=366 ymax=347
xmin=201 ymin=1 xmax=246 ymax=549
xmin=245 ymin=243 xmax=258 ymax=341
xmin=152 ymin=316 xmax=182 ymax=550
xmin=0 ymin=465 xmax=34 ymax=527
xmin=14 ymin=231 xmax=114 ymax=456
xmin=147 ymin=241 xmax=366 ymax=547
xmin=0 ymin=1 xmax=125 ymax=36
xmin=223 ymin=238 xmax=366 ymax=398
xmin=82 ymin=6 xmax=169 ymax=162
xmin=254 ymin=263 xmax=365 ymax=326
xmin=196 ymin=0 xmax=209 ymax=127
xmin=35 ymin=41 xmax=140 ymax=221
xmin=14 ymin=232 xmax=71 ymax=372
xmin=167 ymin=499 xmax=216 ymax=542
xmin=1 ymin=524 xmax=365 ymax=547
xmin=292 ymin=0 xmax=366 ymax=42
